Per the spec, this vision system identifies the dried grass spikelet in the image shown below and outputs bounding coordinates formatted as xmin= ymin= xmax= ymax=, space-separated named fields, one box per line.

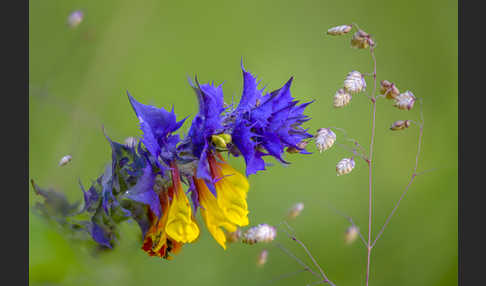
xmin=333 ymin=88 xmax=352 ymax=108
xmin=287 ymin=202 xmax=304 ymax=219
xmin=336 ymin=158 xmax=355 ymax=176
xmin=394 ymin=91 xmax=416 ymax=110
xmin=351 ymin=30 xmax=374 ymax=49
xmin=58 ymin=155 xmax=72 ymax=166
xmin=257 ymin=249 xmax=269 ymax=267
xmin=345 ymin=225 xmax=359 ymax=244
xmin=390 ymin=120 xmax=411 ymax=131
xmin=315 ymin=128 xmax=336 ymax=153
xmin=67 ymin=10 xmax=84 ymax=28
xmin=327 ymin=25 xmax=352 ymax=35
xmin=344 ymin=71 xmax=366 ymax=94
xmin=242 ymin=224 xmax=277 ymax=244
xmin=380 ymin=80 xmax=400 ymax=99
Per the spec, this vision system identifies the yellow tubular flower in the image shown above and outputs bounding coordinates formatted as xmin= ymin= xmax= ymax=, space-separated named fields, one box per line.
xmin=142 ymin=192 xmax=173 ymax=258
xmin=166 ymin=163 xmax=200 ymax=243
xmin=212 ymin=157 xmax=249 ymax=226
xmin=193 ymin=152 xmax=250 ymax=249
xmin=194 ymin=176 xmax=237 ymax=249
xmin=142 ymin=163 xmax=199 ymax=260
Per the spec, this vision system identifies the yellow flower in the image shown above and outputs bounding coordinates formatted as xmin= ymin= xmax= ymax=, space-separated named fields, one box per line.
xmin=194 ymin=152 xmax=250 ymax=249
xmin=142 ymin=163 xmax=199 ymax=259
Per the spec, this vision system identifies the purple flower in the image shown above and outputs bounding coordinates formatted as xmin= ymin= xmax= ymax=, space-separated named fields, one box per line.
xmin=32 ymin=62 xmax=314 ymax=259
xmin=181 ymin=64 xmax=313 ymax=178
xmin=127 ymin=91 xmax=186 ymax=172
xmin=179 ymin=79 xmax=227 ymax=194
xmin=230 ymin=65 xmax=313 ymax=176
xmin=124 ymin=164 xmax=161 ymax=218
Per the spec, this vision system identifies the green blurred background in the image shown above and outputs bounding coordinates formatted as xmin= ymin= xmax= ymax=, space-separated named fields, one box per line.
xmin=29 ymin=0 xmax=457 ymax=285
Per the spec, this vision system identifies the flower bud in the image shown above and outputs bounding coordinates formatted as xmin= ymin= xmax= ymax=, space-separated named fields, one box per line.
xmin=394 ymin=91 xmax=416 ymax=110
xmin=242 ymin=224 xmax=277 ymax=244
xmin=286 ymin=141 xmax=308 ymax=154
xmin=211 ymin=133 xmax=232 ymax=148
xmin=58 ymin=155 xmax=72 ymax=166
xmin=336 ymin=158 xmax=355 ymax=176
xmin=345 ymin=225 xmax=359 ymax=244
xmin=315 ymin=128 xmax=336 ymax=153
xmin=286 ymin=141 xmax=309 ymax=154
xmin=390 ymin=120 xmax=411 ymax=131
xmin=327 ymin=25 xmax=352 ymax=35
xmin=351 ymin=30 xmax=373 ymax=49
xmin=257 ymin=249 xmax=269 ymax=267
xmin=124 ymin=137 xmax=138 ymax=148
xmin=287 ymin=202 xmax=304 ymax=219
xmin=333 ymin=88 xmax=352 ymax=108
xmin=344 ymin=71 xmax=366 ymax=94
xmin=67 ymin=10 xmax=84 ymax=28
xmin=380 ymin=80 xmax=400 ymax=99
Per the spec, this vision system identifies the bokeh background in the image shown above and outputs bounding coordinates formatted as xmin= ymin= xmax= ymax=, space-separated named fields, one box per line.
xmin=29 ymin=0 xmax=457 ymax=285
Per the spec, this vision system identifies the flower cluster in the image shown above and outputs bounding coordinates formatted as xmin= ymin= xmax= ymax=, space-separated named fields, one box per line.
xmin=32 ymin=63 xmax=312 ymax=260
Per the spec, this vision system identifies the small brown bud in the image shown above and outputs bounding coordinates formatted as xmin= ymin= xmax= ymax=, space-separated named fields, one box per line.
xmin=286 ymin=141 xmax=309 ymax=154
xmin=286 ymin=147 xmax=299 ymax=154
xmin=390 ymin=120 xmax=411 ymax=131
xmin=351 ymin=30 xmax=373 ymax=49
xmin=380 ymin=80 xmax=400 ymax=99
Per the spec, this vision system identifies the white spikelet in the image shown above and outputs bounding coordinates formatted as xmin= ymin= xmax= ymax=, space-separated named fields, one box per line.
xmin=315 ymin=128 xmax=336 ymax=153
xmin=333 ymin=88 xmax=352 ymax=108
xmin=58 ymin=155 xmax=72 ymax=167
xmin=343 ymin=71 xmax=366 ymax=94
xmin=336 ymin=158 xmax=355 ymax=176
xmin=394 ymin=91 xmax=416 ymax=110
xmin=242 ymin=224 xmax=277 ymax=244
xmin=327 ymin=25 xmax=352 ymax=35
